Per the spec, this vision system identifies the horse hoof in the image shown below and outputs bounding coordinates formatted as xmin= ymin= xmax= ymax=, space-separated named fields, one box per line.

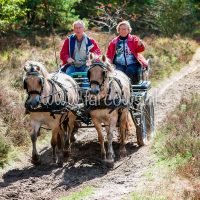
xmin=70 ymin=134 xmax=76 ymax=143
xmin=101 ymin=153 xmax=106 ymax=161
xmin=52 ymin=157 xmax=56 ymax=163
xmin=31 ymin=155 xmax=41 ymax=165
xmin=63 ymin=150 xmax=71 ymax=158
xmin=105 ymin=159 xmax=114 ymax=168
xmin=120 ymin=150 xmax=127 ymax=158
xmin=57 ymin=161 xmax=63 ymax=168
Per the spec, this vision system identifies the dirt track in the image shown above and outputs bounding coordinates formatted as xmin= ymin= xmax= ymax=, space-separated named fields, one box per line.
xmin=0 ymin=48 xmax=200 ymax=200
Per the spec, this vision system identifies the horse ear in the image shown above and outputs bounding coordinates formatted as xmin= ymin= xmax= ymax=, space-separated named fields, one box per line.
xmin=24 ymin=65 xmax=28 ymax=72
xmin=89 ymin=53 xmax=95 ymax=61
xmin=101 ymin=55 xmax=107 ymax=63
xmin=24 ymin=61 xmax=30 ymax=72
xmin=36 ymin=66 xmax=40 ymax=72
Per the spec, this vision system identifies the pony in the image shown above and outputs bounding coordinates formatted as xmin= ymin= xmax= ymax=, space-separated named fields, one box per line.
xmin=23 ymin=61 xmax=79 ymax=166
xmin=87 ymin=54 xmax=133 ymax=167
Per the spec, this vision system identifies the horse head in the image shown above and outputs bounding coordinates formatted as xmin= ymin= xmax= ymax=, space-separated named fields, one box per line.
xmin=23 ymin=61 xmax=49 ymax=109
xmin=88 ymin=54 xmax=114 ymax=95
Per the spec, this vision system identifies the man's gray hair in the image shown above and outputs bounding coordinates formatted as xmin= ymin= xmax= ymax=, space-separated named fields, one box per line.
xmin=73 ymin=20 xmax=85 ymax=28
xmin=116 ymin=21 xmax=132 ymax=33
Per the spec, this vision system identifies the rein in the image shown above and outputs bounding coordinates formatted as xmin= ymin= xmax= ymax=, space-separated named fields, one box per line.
xmin=87 ymin=62 xmax=128 ymax=112
xmin=24 ymin=72 xmax=71 ymax=113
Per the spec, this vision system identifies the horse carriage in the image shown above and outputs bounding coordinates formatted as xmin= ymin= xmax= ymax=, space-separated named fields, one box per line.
xmin=23 ymin=55 xmax=154 ymax=167
xmin=70 ymin=61 xmax=155 ymax=147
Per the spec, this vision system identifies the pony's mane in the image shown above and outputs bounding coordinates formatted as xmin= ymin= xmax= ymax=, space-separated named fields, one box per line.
xmin=103 ymin=58 xmax=115 ymax=73
xmin=24 ymin=60 xmax=49 ymax=78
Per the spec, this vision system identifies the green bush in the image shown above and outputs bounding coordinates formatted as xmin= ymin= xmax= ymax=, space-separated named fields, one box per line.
xmin=0 ymin=0 xmax=81 ymax=35
xmin=153 ymin=0 xmax=197 ymax=36
xmin=0 ymin=0 xmax=27 ymax=34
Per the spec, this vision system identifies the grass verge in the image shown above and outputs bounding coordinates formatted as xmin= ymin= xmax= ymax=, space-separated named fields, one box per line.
xmin=126 ymin=192 xmax=166 ymax=200
xmin=153 ymin=94 xmax=200 ymax=177
xmin=58 ymin=186 xmax=95 ymax=200
xmin=152 ymin=93 xmax=200 ymax=199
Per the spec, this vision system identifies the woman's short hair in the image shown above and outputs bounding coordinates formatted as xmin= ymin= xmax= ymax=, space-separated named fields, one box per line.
xmin=73 ymin=20 xmax=85 ymax=29
xmin=116 ymin=21 xmax=132 ymax=33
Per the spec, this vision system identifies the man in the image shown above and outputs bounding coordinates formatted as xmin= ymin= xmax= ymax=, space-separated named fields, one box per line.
xmin=60 ymin=20 xmax=101 ymax=75
xmin=106 ymin=21 xmax=148 ymax=84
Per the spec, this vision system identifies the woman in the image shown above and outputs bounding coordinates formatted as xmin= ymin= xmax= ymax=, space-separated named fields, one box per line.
xmin=106 ymin=21 xmax=148 ymax=84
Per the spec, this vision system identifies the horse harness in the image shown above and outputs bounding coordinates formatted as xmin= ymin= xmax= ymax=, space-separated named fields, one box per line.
xmin=86 ymin=62 xmax=128 ymax=112
xmin=87 ymin=62 xmax=107 ymax=90
xmin=23 ymin=71 xmax=45 ymax=95
xmin=24 ymin=72 xmax=69 ymax=114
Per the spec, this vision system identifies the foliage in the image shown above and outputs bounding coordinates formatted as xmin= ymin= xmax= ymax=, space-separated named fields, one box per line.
xmin=0 ymin=0 xmax=199 ymax=36
xmin=75 ymin=0 xmax=199 ymax=37
xmin=0 ymin=0 xmax=80 ymax=35
xmin=75 ymin=0 xmax=151 ymax=32
xmin=25 ymin=0 xmax=80 ymax=32
xmin=0 ymin=0 xmax=27 ymax=33
xmin=153 ymin=94 xmax=200 ymax=177
xmin=152 ymin=0 xmax=196 ymax=36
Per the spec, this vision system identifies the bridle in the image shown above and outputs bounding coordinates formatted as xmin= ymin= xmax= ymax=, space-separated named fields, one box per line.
xmin=23 ymin=71 xmax=45 ymax=95
xmin=87 ymin=62 xmax=107 ymax=90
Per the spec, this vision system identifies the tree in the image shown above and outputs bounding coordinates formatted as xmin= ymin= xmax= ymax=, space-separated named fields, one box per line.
xmin=154 ymin=0 xmax=197 ymax=36
xmin=0 ymin=0 xmax=81 ymax=35
xmin=0 ymin=0 xmax=27 ymax=34
xmin=25 ymin=0 xmax=81 ymax=32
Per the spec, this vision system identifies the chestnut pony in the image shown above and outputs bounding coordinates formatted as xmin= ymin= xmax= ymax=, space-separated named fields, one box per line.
xmin=87 ymin=54 xmax=133 ymax=167
xmin=23 ymin=61 xmax=78 ymax=166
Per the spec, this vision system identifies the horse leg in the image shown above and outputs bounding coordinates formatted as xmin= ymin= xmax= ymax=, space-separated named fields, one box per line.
xmin=106 ymin=112 xmax=118 ymax=168
xmin=70 ymin=120 xmax=79 ymax=143
xmin=119 ymin=109 xmax=128 ymax=158
xmin=55 ymin=128 xmax=64 ymax=167
xmin=106 ymin=126 xmax=115 ymax=168
xmin=92 ymin=118 xmax=106 ymax=161
xmin=51 ymin=130 xmax=57 ymax=163
xmin=30 ymin=121 xmax=41 ymax=165
xmin=63 ymin=113 xmax=76 ymax=157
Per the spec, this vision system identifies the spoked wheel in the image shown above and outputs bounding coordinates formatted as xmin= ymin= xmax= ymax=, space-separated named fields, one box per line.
xmin=133 ymin=108 xmax=148 ymax=147
xmin=145 ymin=96 xmax=155 ymax=141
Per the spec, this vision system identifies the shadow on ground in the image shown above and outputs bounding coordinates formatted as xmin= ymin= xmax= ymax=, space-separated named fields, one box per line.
xmin=0 ymin=140 xmax=139 ymax=197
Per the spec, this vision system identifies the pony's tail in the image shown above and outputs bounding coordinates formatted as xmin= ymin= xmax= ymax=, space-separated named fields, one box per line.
xmin=118 ymin=109 xmax=134 ymax=142
xmin=125 ymin=111 xmax=135 ymax=138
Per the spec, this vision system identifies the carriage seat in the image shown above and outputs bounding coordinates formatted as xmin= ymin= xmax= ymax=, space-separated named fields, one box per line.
xmin=71 ymin=72 xmax=90 ymax=89
xmin=132 ymin=80 xmax=151 ymax=90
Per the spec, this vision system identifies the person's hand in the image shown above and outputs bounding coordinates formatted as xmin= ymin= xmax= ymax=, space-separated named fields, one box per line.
xmin=86 ymin=60 xmax=92 ymax=66
xmin=67 ymin=58 xmax=74 ymax=64
xmin=138 ymin=39 xmax=143 ymax=46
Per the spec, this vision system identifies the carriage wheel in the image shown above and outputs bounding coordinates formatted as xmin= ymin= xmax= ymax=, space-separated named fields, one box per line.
xmin=145 ymin=97 xmax=155 ymax=141
xmin=134 ymin=108 xmax=148 ymax=146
